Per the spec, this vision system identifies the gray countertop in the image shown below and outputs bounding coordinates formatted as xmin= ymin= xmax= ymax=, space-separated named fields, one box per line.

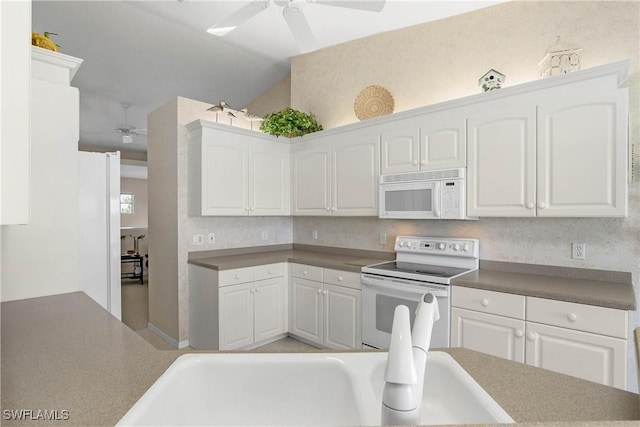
xmin=189 ymin=245 xmax=635 ymax=311
xmin=1 ymin=291 xmax=638 ymax=426
xmin=452 ymin=260 xmax=636 ymax=310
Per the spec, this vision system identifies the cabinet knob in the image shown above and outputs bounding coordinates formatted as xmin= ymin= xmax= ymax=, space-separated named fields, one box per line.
xmin=527 ymin=333 xmax=536 ymax=341
xmin=255 ymin=288 xmax=260 ymax=293
xmin=481 ymin=298 xmax=489 ymax=307
xmin=303 ymin=270 xmax=308 ymax=275
xmin=235 ymin=274 xmax=241 ymax=279
xmin=317 ymin=289 xmax=322 ymax=294
xmin=250 ymin=207 xmax=254 ymax=211
xmin=538 ymin=202 xmax=547 ymax=209
xmin=412 ymin=160 xmax=418 ymax=166
xmin=526 ymin=202 xmax=534 ymax=209
xmin=567 ymin=313 xmax=577 ymax=322
xmin=268 ymin=269 xmax=273 ymax=274
xmin=250 ymin=289 xmax=254 ymax=294
xmin=245 ymin=207 xmax=250 ymax=211
xmin=325 ymin=206 xmax=331 ymax=211
xmin=323 ymin=290 xmax=327 ymax=295
xmin=338 ymin=276 xmax=343 ymax=282
xmin=515 ymin=330 xmax=523 ymax=338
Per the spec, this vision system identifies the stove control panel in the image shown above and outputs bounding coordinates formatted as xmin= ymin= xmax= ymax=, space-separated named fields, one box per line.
xmin=395 ymin=236 xmax=479 ymax=257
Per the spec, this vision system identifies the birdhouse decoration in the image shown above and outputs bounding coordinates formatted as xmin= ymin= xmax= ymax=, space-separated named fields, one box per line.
xmin=539 ymin=36 xmax=582 ymax=78
xmin=479 ymin=69 xmax=505 ymax=92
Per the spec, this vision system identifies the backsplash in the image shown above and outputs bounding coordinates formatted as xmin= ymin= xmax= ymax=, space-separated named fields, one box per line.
xmin=293 ymin=215 xmax=639 ymax=274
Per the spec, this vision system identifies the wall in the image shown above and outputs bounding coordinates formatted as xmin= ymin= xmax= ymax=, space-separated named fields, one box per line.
xmin=243 ymin=74 xmax=291 ymax=118
xmin=2 ymin=53 xmax=80 ymax=302
xmin=286 ymin=1 xmax=640 ymax=391
xmin=120 ymin=177 xmax=148 ymax=229
xmin=148 ymin=96 xmax=293 ymax=346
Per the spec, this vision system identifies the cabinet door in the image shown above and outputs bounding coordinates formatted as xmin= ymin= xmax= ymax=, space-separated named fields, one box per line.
xmin=249 ymin=142 xmax=290 ymax=215
xmin=467 ymin=106 xmax=537 ymax=217
xmin=201 ymin=137 xmax=248 ymax=215
xmin=451 ymin=307 xmax=525 ymax=363
xmin=537 ymin=89 xmax=628 ymax=217
xmin=380 ymin=127 xmax=420 ymax=174
xmin=292 ymin=142 xmax=331 ymax=216
xmin=525 ymin=322 xmax=626 ymax=389
xmin=254 ymin=277 xmax=286 ymax=343
xmin=332 ymin=132 xmax=379 ymax=216
xmin=219 ymin=283 xmax=254 ymax=350
xmin=419 ymin=116 xmax=466 ymax=170
xmin=323 ymin=284 xmax=361 ymax=349
xmin=289 ymin=277 xmax=323 ymax=345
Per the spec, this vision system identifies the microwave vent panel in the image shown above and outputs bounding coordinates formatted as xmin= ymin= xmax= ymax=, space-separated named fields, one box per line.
xmin=380 ymin=168 xmax=465 ymax=184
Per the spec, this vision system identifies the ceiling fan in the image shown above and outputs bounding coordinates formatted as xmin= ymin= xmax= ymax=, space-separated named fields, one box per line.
xmin=206 ymin=0 xmax=386 ymax=52
xmin=113 ymin=103 xmax=147 ymax=144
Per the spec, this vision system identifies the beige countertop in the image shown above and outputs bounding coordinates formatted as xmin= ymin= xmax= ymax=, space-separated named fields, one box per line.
xmin=452 ymin=260 xmax=636 ymax=310
xmin=1 ymin=291 xmax=638 ymax=426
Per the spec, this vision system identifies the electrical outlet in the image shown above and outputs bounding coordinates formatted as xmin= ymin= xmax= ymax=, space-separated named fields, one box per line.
xmin=261 ymin=230 xmax=268 ymax=241
xmin=312 ymin=229 xmax=318 ymax=240
xmin=208 ymin=233 xmax=216 ymax=244
xmin=379 ymin=233 xmax=387 ymax=245
xmin=572 ymin=242 xmax=586 ymax=260
xmin=192 ymin=234 xmax=204 ymax=245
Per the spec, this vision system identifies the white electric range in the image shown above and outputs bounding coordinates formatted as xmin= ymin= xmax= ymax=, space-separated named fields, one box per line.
xmin=361 ymin=236 xmax=479 ymax=349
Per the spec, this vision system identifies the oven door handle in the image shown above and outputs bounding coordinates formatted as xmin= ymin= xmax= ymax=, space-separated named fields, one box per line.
xmin=361 ymin=275 xmax=449 ymax=297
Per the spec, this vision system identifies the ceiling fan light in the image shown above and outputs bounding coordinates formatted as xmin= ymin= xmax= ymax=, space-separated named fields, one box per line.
xmin=122 ymin=134 xmax=133 ymax=144
xmin=207 ymin=26 xmax=237 ymax=36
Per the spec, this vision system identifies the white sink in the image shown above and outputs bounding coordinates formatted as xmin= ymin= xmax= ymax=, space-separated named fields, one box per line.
xmin=117 ymin=351 xmax=514 ymax=426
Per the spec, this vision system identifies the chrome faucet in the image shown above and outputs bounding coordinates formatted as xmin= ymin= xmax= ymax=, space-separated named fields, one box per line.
xmin=381 ymin=293 xmax=440 ymax=426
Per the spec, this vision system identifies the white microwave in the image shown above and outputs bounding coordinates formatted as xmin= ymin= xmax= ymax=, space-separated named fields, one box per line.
xmin=379 ymin=168 xmax=468 ymax=219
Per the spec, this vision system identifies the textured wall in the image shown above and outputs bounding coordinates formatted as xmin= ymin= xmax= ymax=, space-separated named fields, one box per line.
xmin=243 ymin=74 xmax=292 ymax=118
xmin=290 ymin=0 xmax=640 ymax=391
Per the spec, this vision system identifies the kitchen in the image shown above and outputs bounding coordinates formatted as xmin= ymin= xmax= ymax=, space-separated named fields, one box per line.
xmin=2 ymin=0 xmax=640 ymax=426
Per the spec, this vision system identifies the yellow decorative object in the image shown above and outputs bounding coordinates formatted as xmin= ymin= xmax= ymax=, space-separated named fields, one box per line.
xmin=354 ymin=85 xmax=394 ymax=121
xmin=32 ymin=32 xmax=59 ymax=52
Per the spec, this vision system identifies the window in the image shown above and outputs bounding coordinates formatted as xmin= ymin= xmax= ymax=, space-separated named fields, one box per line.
xmin=120 ymin=193 xmax=134 ymax=214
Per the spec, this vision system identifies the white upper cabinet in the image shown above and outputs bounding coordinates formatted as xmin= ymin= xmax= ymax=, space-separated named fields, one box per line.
xmin=467 ymin=106 xmax=537 ymax=217
xmin=380 ymin=126 xmax=420 ymax=174
xmin=331 ymin=131 xmax=380 ymax=216
xmin=188 ymin=122 xmax=290 ymax=216
xmin=467 ymin=68 xmax=628 ymax=218
xmin=536 ymin=82 xmax=628 ymax=217
xmin=291 ymin=140 xmax=332 ymax=216
xmin=380 ymin=114 xmax=466 ymax=175
xmin=293 ymin=130 xmax=379 ymax=216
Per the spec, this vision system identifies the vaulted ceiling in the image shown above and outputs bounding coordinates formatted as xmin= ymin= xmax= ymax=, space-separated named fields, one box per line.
xmin=32 ymin=1 xmax=502 ymax=153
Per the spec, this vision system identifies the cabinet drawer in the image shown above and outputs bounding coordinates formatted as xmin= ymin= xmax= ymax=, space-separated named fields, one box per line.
xmin=219 ymin=267 xmax=254 ymax=287
xmin=323 ymin=268 xmax=361 ymax=290
xmin=527 ymin=297 xmax=627 ymax=339
xmin=254 ymin=263 xmax=285 ymax=281
xmin=290 ymin=263 xmax=323 ymax=282
xmin=452 ymin=286 xmax=525 ymax=319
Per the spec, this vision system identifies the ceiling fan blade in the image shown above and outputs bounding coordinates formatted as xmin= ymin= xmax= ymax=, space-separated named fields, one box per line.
xmin=207 ymin=0 xmax=270 ymax=36
xmin=309 ymin=0 xmax=385 ymax=12
xmin=131 ymin=129 xmax=148 ymax=136
xmin=282 ymin=4 xmax=316 ymax=52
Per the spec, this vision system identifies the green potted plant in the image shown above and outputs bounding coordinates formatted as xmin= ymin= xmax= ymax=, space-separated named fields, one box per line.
xmin=260 ymin=107 xmax=323 ymax=138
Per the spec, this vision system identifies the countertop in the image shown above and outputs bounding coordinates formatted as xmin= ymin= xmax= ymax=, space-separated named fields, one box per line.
xmin=1 ymin=291 xmax=638 ymax=426
xmin=452 ymin=260 xmax=636 ymax=310
xmin=189 ymin=245 xmax=635 ymax=311
xmin=188 ymin=244 xmax=394 ymax=273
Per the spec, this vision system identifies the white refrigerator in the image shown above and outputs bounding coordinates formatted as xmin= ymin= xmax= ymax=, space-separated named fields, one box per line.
xmin=78 ymin=151 xmax=121 ymax=319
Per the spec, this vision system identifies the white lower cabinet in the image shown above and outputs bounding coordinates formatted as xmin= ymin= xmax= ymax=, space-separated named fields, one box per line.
xmin=189 ymin=263 xmax=287 ymax=350
xmin=451 ymin=286 xmax=628 ymax=389
xmin=451 ymin=307 xmax=525 ymax=362
xmin=289 ymin=264 xmax=361 ymax=349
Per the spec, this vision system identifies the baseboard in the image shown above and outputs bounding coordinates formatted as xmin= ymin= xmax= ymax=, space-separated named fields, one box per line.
xmin=147 ymin=322 xmax=182 ymax=349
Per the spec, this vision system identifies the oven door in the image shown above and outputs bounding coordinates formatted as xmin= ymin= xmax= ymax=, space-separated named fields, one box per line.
xmin=379 ymin=180 xmax=440 ymax=219
xmin=361 ymin=273 xmax=450 ymax=349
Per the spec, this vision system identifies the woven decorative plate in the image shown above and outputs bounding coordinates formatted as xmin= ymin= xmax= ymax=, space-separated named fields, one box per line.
xmin=354 ymin=85 xmax=395 ymax=120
